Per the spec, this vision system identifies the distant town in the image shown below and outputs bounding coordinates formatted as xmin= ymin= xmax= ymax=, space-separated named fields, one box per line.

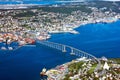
xmin=0 ymin=1 xmax=120 ymax=80
xmin=0 ymin=1 xmax=120 ymax=44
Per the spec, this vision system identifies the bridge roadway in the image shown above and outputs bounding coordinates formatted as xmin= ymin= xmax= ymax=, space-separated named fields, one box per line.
xmin=37 ymin=40 xmax=101 ymax=71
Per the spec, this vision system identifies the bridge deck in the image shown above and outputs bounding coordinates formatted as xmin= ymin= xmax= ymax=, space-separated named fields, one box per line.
xmin=37 ymin=40 xmax=101 ymax=71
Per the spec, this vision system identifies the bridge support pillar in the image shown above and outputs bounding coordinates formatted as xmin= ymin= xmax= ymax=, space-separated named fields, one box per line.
xmin=70 ymin=48 xmax=75 ymax=55
xmin=62 ymin=45 xmax=66 ymax=52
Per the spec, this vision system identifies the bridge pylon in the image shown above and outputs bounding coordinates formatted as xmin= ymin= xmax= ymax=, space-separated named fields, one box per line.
xmin=70 ymin=48 xmax=75 ymax=55
xmin=62 ymin=45 xmax=67 ymax=52
xmin=37 ymin=40 xmax=101 ymax=71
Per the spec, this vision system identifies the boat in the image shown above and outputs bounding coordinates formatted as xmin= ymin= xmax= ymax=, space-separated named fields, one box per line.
xmin=1 ymin=47 xmax=7 ymax=50
xmin=8 ymin=47 xmax=13 ymax=50
xmin=0 ymin=38 xmax=3 ymax=42
xmin=40 ymin=68 xmax=47 ymax=76
xmin=69 ymin=30 xmax=79 ymax=34
xmin=18 ymin=40 xmax=26 ymax=46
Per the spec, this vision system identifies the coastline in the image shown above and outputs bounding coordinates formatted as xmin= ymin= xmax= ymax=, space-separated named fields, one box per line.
xmin=49 ymin=18 xmax=119 ymax=35
xmin=0 ymin=18 xmax=119 ymax=49
xmin=44 ymin=57 xmax=120 ymax=80
xmin=0 ymin=2 xmax=120 ymax=80
xmin=0 ymin=4 xmax=39 ymax=9
xmin=72 ymin=18 xmax=119 ymax=30
xmin=0 ymin=19 xmax=119 ymax=51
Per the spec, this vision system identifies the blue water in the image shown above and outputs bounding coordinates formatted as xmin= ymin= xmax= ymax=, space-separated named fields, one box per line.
xmin=0 ymin=1 xmax=64 ymax=5
xmin=49 ymin=20 xmax=120 ymax=58
xmin=0 ymin=42 xmax=19 ymax=50
xmin=0 ymin=20 xmax=120 ymax=80
xmin=0 ymin=0 xmax=99 ymax=5
xmin=0 ymin=43 xmax=77 ymax=80
xmin=0 ymin=0 xmax=118 ymax=5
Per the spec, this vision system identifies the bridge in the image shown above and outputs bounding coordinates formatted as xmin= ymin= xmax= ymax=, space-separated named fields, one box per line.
xmin=37 ymin=40 xmax=101 ymax=71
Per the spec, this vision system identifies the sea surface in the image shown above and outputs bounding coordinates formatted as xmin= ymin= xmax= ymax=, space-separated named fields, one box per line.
xmin=0 ymin=1 xmax=61 ymax=5
xmin=0 ymin=20 xmax=120 ymax=80
xmin=50 ymin=20 xmax=120 ymax=58
xmin=0 ymin=0 xmax=115 ymax=5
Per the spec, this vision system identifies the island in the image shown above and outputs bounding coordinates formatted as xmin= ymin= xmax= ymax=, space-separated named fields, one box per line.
xmin=0 ymin=1 xmax=120 ymax=80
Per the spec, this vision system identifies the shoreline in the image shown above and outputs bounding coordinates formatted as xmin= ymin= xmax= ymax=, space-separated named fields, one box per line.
xmin=0 ymin=18 xmax=119 ymax=47
xmin=72 ymin=18 xmax=119 ymax=29
xmin=0 ymin=4 xmax=39 ymax=10
xmin=49 ymin=18 xmax=120 ymax=35
xmin=44 ymin=57 xmax=120 ymax=80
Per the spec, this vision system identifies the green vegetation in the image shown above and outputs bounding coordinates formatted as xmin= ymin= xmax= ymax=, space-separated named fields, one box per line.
xmin=90 ymin=1 xmax=120 ymax=13
xmin=109 ymin=58 xmax=120 ymax=64
xmin=68 ymin=61 xmax=84 ymax=73
xmin=39 ymin=6 xmax=92 ymax=14
xmin=87 ymin=63 xmax=97 ymax=74
xmin=14 ymin=11 xmax=36 ymax=17
xmin=64 ymin=74 xmax=71 ymax=80
xmin=63 ymin=61 xmax=84 ymax=80
xmin=0 ymin=25 xmax=3 ymax=28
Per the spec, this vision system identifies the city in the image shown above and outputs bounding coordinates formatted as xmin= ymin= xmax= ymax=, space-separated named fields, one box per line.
xmin=0 ymin=0 xmax=120 ymax=80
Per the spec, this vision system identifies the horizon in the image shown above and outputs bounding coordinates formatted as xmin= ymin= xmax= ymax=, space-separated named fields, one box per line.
xmin=0 ymin=0 xmax=120 ymax=5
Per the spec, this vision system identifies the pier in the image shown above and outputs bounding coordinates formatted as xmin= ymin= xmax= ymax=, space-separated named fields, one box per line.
xmin=37 ymin=40 xmax=101 ymax=71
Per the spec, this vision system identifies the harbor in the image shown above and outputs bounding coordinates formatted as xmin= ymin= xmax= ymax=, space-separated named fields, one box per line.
xmin=0 ymin=1 xmax=120 ymax=80
xmin=0 ymin=20 xmax=120 ymax=80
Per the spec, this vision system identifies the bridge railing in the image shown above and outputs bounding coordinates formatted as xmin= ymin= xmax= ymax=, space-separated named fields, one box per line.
xmin=37 ymin=40 xmax=101 ymax=71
